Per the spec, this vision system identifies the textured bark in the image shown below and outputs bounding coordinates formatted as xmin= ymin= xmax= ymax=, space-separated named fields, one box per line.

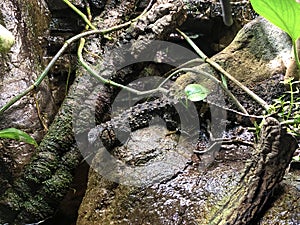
xmin=1 ymin=0 xmax=298 ymax=224
xmin=207 ymin=117 xmax=297 ymax=225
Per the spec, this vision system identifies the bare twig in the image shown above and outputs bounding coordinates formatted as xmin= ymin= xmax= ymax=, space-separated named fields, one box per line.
xmin=0 ymin=0 xmax=156 ymax=115
xmin=77 ymin=38 xmax=168 ymax=97
xmin=194 ymin=137 xmax=254 ymax=154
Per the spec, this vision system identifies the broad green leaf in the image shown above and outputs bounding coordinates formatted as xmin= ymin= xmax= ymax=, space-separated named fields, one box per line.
xmin=0 ymin=128 xmax=38 ymax=147
xmin=0 ymin=24 xmax=15 ymax=53
xmin=184 ymin=84 xmax=210 ymax=102
xmin=250 ymin=0 xmax=300 ymax=41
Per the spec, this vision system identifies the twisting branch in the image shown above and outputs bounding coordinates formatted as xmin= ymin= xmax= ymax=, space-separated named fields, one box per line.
xmin=0 ymin=24 xmax=131 ymax=115
xmin=0 ymin=0 xmax=266 ymax=118
xmin=0 ymin=0 xmax=156 ymax=115
xmin=77 ymin=37 xmax=168 ymax=96
xmin=78 ymin=36 xmax=248 ymax=115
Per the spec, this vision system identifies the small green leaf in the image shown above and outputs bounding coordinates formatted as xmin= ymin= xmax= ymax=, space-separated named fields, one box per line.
xmin=184 ymin=84 xmax=210 ymax=102
xmin=250 ymin=0 xmax=300 ymax=42
xmin=0 ymin=128 xmax=38 ymax=147
xmin=0 ymin=24 xmax=15 ymax=53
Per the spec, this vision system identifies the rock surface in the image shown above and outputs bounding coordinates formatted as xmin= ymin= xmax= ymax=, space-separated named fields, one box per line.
xmin=0 ymin=0 xmax=56 ymax=188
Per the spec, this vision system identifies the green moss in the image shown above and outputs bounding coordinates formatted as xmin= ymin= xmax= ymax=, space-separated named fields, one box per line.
xmin=24 ymin=152 xmax=59 ymax=184
xmin=17 ymin=0 xmax=50 ymax=67
xmin=41 ymin=169 xmax=73 ymax=199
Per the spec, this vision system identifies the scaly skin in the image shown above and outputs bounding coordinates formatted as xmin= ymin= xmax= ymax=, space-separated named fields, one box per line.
xmin=88 ymin=92 xmax=264 ymax=149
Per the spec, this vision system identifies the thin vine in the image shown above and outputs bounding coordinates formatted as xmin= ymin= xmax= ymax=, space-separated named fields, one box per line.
xmin=0 ymin=0 xmax=270 ymax=122
xmin=176 ymin=28 xmax=270 ymax=111
xmin=0 ymin=0 xmax=156 ymax=115
xmin=0 ymin=16 xmax=131 ymax=114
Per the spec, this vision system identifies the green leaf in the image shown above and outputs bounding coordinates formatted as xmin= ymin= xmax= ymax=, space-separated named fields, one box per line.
xmin=0 ymin=128 xmax=38 ymax=147
xmin=250 ymin=0 xmax=300 ymax=41
xmin=184 ymin=84 xmax=210 ymax=102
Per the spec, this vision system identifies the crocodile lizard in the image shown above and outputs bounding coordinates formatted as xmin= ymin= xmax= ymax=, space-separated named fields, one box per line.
xmin=88 ymin=93 xmax=264 ymax=149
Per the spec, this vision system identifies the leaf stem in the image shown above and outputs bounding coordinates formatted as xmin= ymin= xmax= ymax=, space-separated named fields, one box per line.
xmin=62 ymin=0 xmax=97 ymax=30
xmin=169 ymin=68 xmax=248 ymax=114
xmin=0 ymin=0 xmax=156 ymax=115
xmin=77 ymin=38 xmax=168 ymax=96
xmin=176 ymin=28 xmax=270 ymax=111
xmin=0 ymin=27 xmax=130 ymax=115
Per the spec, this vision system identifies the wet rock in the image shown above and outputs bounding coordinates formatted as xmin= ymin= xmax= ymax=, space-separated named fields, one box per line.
xmin=0 ymin=0 xmax=56 ymax=181
xmin=217 ymin=18 xmax=291 ymax=85
xmin=182 ymin=0 xmax=256 ymax=55
xmin=176 ymin=16 xmax=292 ymax=113
xmin=259 ymin=178 xmax=300 ymax=225
xmin=285 ymin=38 xmax=300 ymax=84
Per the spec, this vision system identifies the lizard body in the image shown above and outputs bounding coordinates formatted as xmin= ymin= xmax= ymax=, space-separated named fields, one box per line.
xmin=88 ymin=93 xmax=264 ymax=148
